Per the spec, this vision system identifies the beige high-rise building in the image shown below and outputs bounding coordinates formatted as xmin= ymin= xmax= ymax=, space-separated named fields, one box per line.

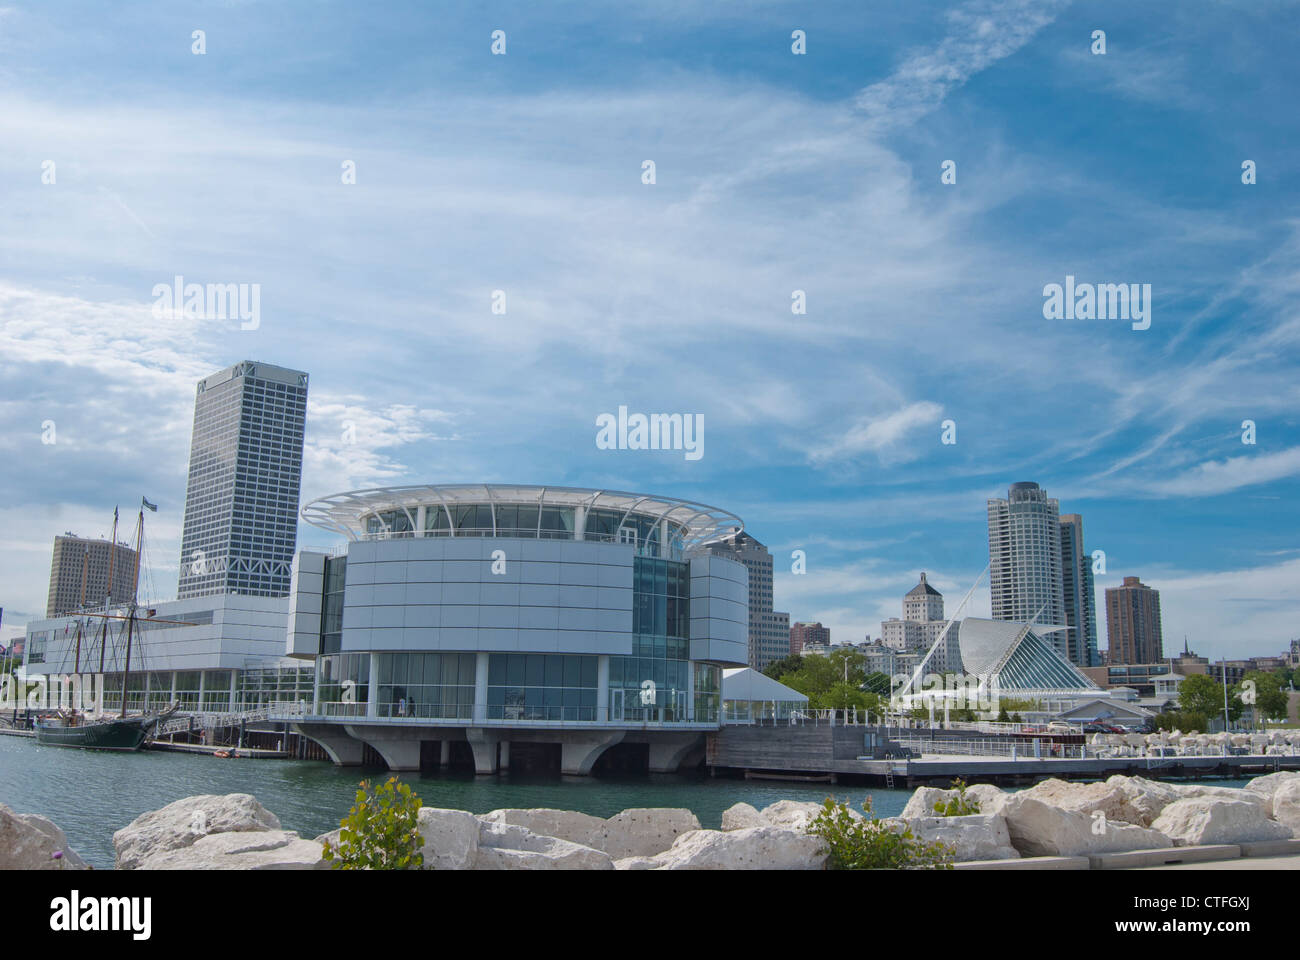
xmin=1105 ymin=576 xmax=1164 ymax=664
xmin=706 ymin=529 xmax=789 ymax=669
xmin=46 ymin=534 xmax=139 ymax=617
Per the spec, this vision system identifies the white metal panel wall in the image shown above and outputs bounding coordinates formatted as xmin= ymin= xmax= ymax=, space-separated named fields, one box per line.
xmin=286 ymin=550 xmax=326 ymax=658
xmin=340 ymin=537 xmax=635 ymax=655
xmin=688 ymin=554 xmax=748 ymax=665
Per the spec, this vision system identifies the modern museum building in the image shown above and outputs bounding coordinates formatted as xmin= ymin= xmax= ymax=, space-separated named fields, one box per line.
xmin=283 ymin=484 xmax=750 ymax=775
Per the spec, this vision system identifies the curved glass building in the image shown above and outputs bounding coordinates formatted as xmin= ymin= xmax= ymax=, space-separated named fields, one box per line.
xmin=284 ymin=484 xmax=749 ymax=775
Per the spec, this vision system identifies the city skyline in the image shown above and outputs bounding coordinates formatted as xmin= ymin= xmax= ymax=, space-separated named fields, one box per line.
xmin=1 ymin=2 xmax=1298 ymax=663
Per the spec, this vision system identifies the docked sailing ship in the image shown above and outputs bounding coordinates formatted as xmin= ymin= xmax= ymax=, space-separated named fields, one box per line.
xmin=35 ymin=500 xmax=179 ymax=751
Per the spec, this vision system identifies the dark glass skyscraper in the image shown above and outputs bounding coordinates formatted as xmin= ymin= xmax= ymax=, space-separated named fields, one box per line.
xmin=178 ymin=361 xmax=308 ymax=599
xmin=1059 ymin=514 xmax=1099 ymax=667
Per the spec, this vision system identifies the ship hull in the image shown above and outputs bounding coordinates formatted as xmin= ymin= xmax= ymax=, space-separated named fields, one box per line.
xmin=35 ymin=717 xmax=150 ymax=751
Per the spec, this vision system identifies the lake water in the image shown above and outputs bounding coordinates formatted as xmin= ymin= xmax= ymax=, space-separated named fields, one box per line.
xmin=0 ymin=736 xmax=1258 ymax=869
xmin=0 ymin=736 xmax=913 ymax=868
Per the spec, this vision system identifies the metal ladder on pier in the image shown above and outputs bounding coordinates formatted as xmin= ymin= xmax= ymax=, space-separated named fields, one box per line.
xmin=884 ymin=766 xmax=896 ymax=788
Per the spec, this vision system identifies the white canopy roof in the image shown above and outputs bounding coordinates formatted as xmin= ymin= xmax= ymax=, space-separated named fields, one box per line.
xmin=722 ymin=667 xmax=808 ymax=703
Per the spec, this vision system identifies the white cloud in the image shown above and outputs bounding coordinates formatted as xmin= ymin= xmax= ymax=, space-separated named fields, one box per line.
xmin=856 ymin=0 xmax=1069 ymax=129
xmin=1153 ymin=446 xmax=1300 ymax=497
xmin=808 ymin=401 xmax=944 ymax=466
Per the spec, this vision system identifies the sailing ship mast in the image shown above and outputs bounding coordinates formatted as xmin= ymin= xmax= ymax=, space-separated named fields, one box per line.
xmin=72 ymin=543 xmax=89 ymax=675
xmin=119 ymin=504 xmax=145 ymax=719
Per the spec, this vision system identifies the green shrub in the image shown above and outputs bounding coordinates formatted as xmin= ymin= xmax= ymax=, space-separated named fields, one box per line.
xmin=322 ymin=777 xmax=425 ymax=870
xmin=808 ymin=797 xmax=954 ymax=870
xmin=932 ymin=777 xmax=981 ymax=816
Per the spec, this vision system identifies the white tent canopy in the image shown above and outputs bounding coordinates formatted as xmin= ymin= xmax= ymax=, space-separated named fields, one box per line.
xmin=722 ymin=667 xmax=808 ymax=704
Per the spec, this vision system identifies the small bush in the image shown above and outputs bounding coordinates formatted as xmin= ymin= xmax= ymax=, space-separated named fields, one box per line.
xmin=933 ymin=778 xmax=981 ymax=817
xmin=322 ymin=777 xmax=425 ymax=870
xmin=808 ymin=797 xmax=954 ymax=870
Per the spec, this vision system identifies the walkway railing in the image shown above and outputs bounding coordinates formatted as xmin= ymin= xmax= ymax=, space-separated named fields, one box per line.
xmin=893 ymin=737 xmax=1090 ymax=760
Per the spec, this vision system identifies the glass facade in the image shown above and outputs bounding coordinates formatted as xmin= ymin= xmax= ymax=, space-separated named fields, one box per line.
xmin=487 ymin=653 xmax=597 ymax=721
xmin=377 ymin=652 xmax=476 ymax=719
xmin=350 ymin=500 xmax=689 ymax=557
xmin=317 ymin=653 xmax=370 ymax=717
xmin=320 ymin=556 xmax=346 ymax=655
xmin=610 ymin=557 xmax=693 ymax=722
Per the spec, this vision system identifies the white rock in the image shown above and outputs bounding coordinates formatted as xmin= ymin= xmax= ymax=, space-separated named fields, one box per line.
xmin=137 ymin=830 xmax=325 ymax=870
xmin=1270 ymin=780 xmax=1300 ymax=835
xmin=900 ymin=787 xmax=954 ymax=820
xmin=479 ymin=806 xmax=696 ymax=858
xmin=759 ymin=799 xmax=831 ymax=832
xmin=720 ymin=802 xmax=766 ymax=831
xmin=479 ymin=808 xmax=606 ymax=850
xmin=1244 ymin=771 xmax=1300 ymax=802
xmin=905 ymin=814 xmax=1019 ymax=861
xmin=0 ymin=804 xmax=91 ymax=870
xmin=613 ymin=856 xmax=659 ymax=870
xmin=648 ymin=826 xmax=826 ymax=870
xmin=1154 ymin=797 xmax=1293 ymax=846
xmin=598 ymin=808 xmax=700 ymax=859
xmin=475 ymin=821 xmax=613 ymax=870
xmin=1171 ymin=783 xmax=1270 ymax=809
xmin=981 ymin=793 xmax=1172 ymax=857
xmin=113 ymin=794 xmax=281 ymax=870
xmin=418 ymin=807 xmax=481 ymax=870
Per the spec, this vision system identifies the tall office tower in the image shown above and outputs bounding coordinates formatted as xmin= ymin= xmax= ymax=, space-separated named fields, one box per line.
xmin=46 ymin=534 xmax=139 ymax=616
xmin=706 ymin=530 xmax=790 ymax=669
xmin=789 ymin=621 xmax=830 ymax=657
xmin=987 ymin=482 xmax=1066 ymax=657
xmin=178 ymin=361 xmax=309 ymax=600
xmin=1059 ymin=514 xmax=1099 ymax=667
xmin=1105 ymin=576 xmax=1164 ymax=664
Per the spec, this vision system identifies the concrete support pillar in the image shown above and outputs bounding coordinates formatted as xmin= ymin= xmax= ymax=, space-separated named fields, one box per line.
xmin=344 ymin=724 xmax=424 ymax=771
xmin=466 ymin=728 xmax=500 ymax=774
xmin=416 ymin=504 xmax=427 ymax=537
xmin=440 ymin=739 xmax=450 ymax=766
xmin=648 ymin=736 xmax=703 ymax=773
xmin=474 ymin=652 xmax=489 ymax=723
xmin=367 ymin=653 xmax=380 ymax=719
xmin=560 ymin=731 xmax=625 ymax=776
xmin=499 ymin=740 xmax=510 ymax=769
xmin=597 ymin=656 xmax=609 ymax=722
xmin=294 ymin=723 xmax=366 ymax=766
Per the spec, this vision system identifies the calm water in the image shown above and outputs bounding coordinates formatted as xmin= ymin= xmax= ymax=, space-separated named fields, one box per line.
xmin=0 ymin=736 xmax=912 ymax=869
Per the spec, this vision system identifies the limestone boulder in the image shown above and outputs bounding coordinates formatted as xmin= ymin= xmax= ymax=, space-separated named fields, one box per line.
xmin=1269 ymin=780 xmax=1300 ymax=835
xmin=901 ymin=784 xmax=1002 ymax=820
xmin=598 ymin=808 xmax=700 ymax=859
xmin=905 ymin=814 xmax=1019 ymax=861
xmin=113 ymin=794 xmax=281 ymax=870
xmin=1244 ymin=771 xmax=1300 ymax=803
xmin=981 ymin=793 xmax=1171 ymax=857
xmin=133 ymin=829 xmax=326 ymax=870
xmin=479 ymin=808 xmax=606 ymax=850
xmin=720 ymin=802 xmax=766 ymax=831
xmin=0 ymin=804 xmax=91 ymax=870
xmin=418 ymin=807 xmax=481 ymax=870
xmin=478 ymin=806 xmax=696 ymax=858
xmin=1170 ymin=783 xmax=1270 ymax=810
xmin=475 ymin=821 xmax=613 ymax=870
xmin=1107 ymin=776 xmax=1183 ymax=827
xmin=1154 ymin=798 xmax=1292 ymax=846
xmin=613 ymin=856 xmax=659 ymax=870
xmin=648 ymin=826 xmax=826 ymax=870
xmin=759 ymin=799 xmax=830 ymax=833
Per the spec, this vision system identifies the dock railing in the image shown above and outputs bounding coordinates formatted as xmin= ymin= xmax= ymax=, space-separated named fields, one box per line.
xmin=891 ymin=737 xmax=1090 ymax=760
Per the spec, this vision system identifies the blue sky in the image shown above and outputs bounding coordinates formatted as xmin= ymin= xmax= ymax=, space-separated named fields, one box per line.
xmin=2 ymin=0 xmax=1298 ymax=660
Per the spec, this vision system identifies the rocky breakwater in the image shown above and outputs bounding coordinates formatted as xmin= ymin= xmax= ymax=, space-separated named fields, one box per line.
xmin=9 ymin=771 xmax=1300 ymax=870
xmin=0 ymin=803 xmax=91 ymax=870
